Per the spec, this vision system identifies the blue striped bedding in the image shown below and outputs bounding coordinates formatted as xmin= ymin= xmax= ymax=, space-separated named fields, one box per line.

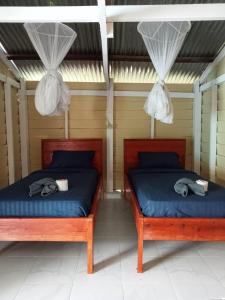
xmin=128 ymin=168 xmax=225 ymax=218
xmin=0 ymin=168 xmax=99 ymax=217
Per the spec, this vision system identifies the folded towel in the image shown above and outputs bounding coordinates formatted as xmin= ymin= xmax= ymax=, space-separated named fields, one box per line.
xmin=174 ymin=182 xmax=189 ymax=197
xmin=29 ymin=178 xmax=58 ymax=197
xmin=174 ymin=178 xmax=205 ymax=197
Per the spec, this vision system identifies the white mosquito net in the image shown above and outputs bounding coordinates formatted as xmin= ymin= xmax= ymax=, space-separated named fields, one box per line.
xmin=137 ymin=21 xmax=191 ymax=124
xmin=24 ymin=23 xmax=77 ymax=116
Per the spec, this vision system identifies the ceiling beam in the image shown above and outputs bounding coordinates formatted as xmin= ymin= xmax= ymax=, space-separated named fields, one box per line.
xmin=0 ymin=6 xmax=99 ymax=23
xmin=98 ymin=0 xmax=109 ymax=84
xmin=106 ymin=4 xmax=225 ymax=22
xmin=6 ymin=53 xmax=214 ymax=64
xmin=0 ymin=4 xmax=225 ymax=23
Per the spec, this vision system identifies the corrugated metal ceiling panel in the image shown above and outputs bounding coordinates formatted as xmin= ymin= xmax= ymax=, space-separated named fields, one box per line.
xmin=0 ymin=0 xmax=97 ymax=6
xmin=110 ymin=21 xmax=225 ymax=58
xmin=0 ymin=0 xmax=224 ymax=82
xmin=15 ymin=59 xmax=205 ymax=83
xmin=0 ymin=0 xmax=224 ymax=4
xmin=0 ymin=23 xmax=101 ymax=54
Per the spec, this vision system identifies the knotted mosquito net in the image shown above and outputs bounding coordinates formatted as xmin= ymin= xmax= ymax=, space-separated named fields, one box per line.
xmin=137 ymin=21 xmax=191 ymax=124
xmin=24 ymin=23 xmax=77 ymax=116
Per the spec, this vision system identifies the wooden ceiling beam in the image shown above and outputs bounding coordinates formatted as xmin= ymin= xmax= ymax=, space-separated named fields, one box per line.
xmin=0 ymin=4 xmax=225 ymax=23
xmin=7 ymin=53 xmax=213 ymax=64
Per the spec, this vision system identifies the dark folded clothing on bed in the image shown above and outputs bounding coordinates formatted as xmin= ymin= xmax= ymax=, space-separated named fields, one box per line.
xmin=174 ymin=178 xmax=205 ymax=197
xmin=29 ymin=178 xmax=58 ymax=197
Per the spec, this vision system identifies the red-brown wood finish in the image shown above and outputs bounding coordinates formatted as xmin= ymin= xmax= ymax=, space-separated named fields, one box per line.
xmin=124 ymin=138 xmax=186 ymax=175
xmin=42 ymin=138 xmax=103 ymax=174
xmin=124 ymin=139 xmax=225 ymax=273
xmin=0 ymin=139 xmax=104 ymax=274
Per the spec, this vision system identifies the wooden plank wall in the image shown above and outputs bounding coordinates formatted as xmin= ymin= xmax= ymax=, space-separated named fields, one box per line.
xmin=68 ymin=83 xmax=106 ymax=139
xmin=114 ymin=83 xmax=193 ymax=190
xmin=216 ymin=59 xmax=225 ymax=185
xmin=26 ymin=82 xmax=106 ymax=173
xmin=0 ymin=81 xmax=8 ymax=188
xmin=0 ymin=60 xmax=21 ymax=187
xmin=114 ymin=83 xmax=151 ymax=190
xmin=201 ymin=89 xmax=211 ymax=178
xmin=27 ymin=82 xmax=193 ymax=190
xmin=200 ymin=57 xmax=225 ymax=186
xmin=12 ymin=87 xmax=22 ymax=181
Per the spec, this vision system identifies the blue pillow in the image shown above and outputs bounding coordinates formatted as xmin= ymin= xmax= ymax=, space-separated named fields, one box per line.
xmin=138 ymin=152 xmax=182 ymax=169
xmin=49 ymin=150 xmax=95 ymax=168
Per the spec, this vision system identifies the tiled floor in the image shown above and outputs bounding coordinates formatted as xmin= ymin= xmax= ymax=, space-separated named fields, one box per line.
xmin=1 ymin=196 xmax=225 ymax=299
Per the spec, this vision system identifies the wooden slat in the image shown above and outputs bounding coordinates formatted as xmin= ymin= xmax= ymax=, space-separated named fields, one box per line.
xmin=69 ymin=119 xmax=106 ymax=129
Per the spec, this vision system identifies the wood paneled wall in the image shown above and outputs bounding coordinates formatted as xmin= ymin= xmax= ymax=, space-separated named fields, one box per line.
xmin=200 ymin=56 xmax=225 ymax=186
xmin=201 ymin=89 xmax=211 ymax=178
xmin=0 ymin=60 xmax=21 ymax=188
xmin=27 ymin=82 xmax=193 ymax=190
xmin=114 ymin=83 xmax=193 ymax=190
xmin=27 ymin=98 xmax=65 ymax=172
xmin=12 ymin=87 xmax=22 ymax=181
xmin=27 ymin=82 xmax=106 ymax=172
xmin=216 ymin=60 xmax=225 ymax=186
xmin=0 ymin=82 xmax=8 ymax=188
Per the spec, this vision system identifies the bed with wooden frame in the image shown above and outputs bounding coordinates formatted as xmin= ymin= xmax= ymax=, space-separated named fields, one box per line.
xmin=124 ymin=138 xmax=225 ymax=273
xmin=0 ymin=138 xmax=103 ymax=274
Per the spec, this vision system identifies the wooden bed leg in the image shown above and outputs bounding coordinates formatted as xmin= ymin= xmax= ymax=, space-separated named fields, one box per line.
xmin=137 ymin=218 xmax=144 ymax=273
xmin=87 ymin=218 xmax=94 ymax=274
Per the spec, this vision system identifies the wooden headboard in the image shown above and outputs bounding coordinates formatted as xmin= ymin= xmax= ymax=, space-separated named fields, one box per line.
xmin=124 ymin=139 xmax=186 ymax=174
xmin=42 ymin=139 xmax=103 ymax=174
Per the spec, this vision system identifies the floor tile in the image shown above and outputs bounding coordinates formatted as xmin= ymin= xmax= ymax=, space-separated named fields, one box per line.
xmin=70 ymin=279 xmax=123 ymax=300
xmin=25 ymin=257 xmax=79 ymax=285
xmin=1 ymin=196 xmax=225 ymax=299
xmin=123 ymin=281 xmax=178 ymax=300
xmin=2 ymin=242 xmax=44 ymax=257
xmin=14 ymin=284 xmax=72 ymax=300
xmin=75 ymin=251 xmax=122 ymax=282
xmin=40 ymin=242 xmax=82 ymax=257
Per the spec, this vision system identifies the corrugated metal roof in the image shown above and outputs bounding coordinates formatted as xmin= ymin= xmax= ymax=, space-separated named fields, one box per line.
xmin=0 ymin=0 xmax=224 ymax=4
xmin=0 ymin=0 xmax=97 ymax=6
xmin=15 ymin=59 xmax=204 ymax=83
xmin=110 ymin=21 xmax=225 ymax=58
xmin=0 ymin=23 xmax=101 ymax=54
xmin=108 ymin=0 xmax=225 ymax=4
xmin=0 ymin=0 xmax=225 ymax=82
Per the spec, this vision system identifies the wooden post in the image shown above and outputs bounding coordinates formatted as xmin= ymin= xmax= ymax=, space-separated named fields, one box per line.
xmin=4 ymin=81 xmax=15 ymax=184
xmin=193 ymin=80 xmax=202 ymax=174
xmin=64 ymin=110 xmax=69 ymax=138
xmin=209 ymin=85 xmax=218 ymax=182
xmin=87 ymin=217 xmax=94 ymax=274
xmin=106 ymin=79 xmax=114 ymax=192
xmin=137 ymin=217 xmax=144 ymax=273
xmin=19 ymin=78 xmax=29 ymax=177
xmin=150 ymin=117 xmax=155 ymax=138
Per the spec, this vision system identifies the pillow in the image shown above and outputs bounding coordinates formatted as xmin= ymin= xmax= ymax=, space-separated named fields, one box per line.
xmin=49 ymin=150 xmax=95 ymax=168
xmin=138 ymin=152 xmax=181 ymax=169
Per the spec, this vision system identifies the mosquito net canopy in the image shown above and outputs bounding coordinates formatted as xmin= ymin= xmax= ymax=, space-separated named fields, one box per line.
xmin=137 ymin=21 xmax=191 ymax=124
xmin=24 ymin=23 xmax=77 ymax=116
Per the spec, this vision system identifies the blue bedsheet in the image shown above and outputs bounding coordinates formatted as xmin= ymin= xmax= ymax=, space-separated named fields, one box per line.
xmin=0 ymin=168 xmax=99 ymax=217
xmin=128 ymin=168 xmax=225 ymax=217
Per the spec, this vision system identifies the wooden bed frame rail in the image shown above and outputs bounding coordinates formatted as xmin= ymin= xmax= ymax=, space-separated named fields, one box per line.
xmin=124 ymin=139 xmax=225 ymax=273
xmin=0 ymin=139 xmax=104 ymax=274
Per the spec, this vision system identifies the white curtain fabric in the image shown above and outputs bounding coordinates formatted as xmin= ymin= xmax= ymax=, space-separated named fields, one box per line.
xmin=137 ymin=21 xmax=191 ymax=124
xmin=24 ymin=23 xmax=77 ymax=116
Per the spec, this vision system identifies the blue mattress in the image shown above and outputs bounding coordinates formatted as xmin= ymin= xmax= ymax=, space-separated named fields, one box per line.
xmin=128 ymin=168 xmax=225 ymax=218
xmin=0 ymin=168 xmax=99 ymax=217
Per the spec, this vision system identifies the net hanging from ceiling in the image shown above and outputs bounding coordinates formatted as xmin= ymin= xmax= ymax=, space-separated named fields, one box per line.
xmin=138 ymin=21 xmax=191 ymax=124
xmin=24 ymin=23 xmax=77 ymax=116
